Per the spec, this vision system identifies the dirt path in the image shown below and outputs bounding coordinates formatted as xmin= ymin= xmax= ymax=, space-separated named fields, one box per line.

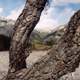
xmin=0 ymin=51 xmax=48 ymax=72
xmin=0 ymin=51 xmax=9 ymax=72
xmin=0 ymin=51 xmax=80 ymax=80
xmin=0 ymin=51 xmax=48 ymax=79
xmin=26 ymin=50 xmax=48 ymax=67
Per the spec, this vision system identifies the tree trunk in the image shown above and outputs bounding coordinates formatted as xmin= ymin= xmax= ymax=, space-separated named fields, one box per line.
xmin=8 ymin=0 xmax=47 ymax=73
xmin=3 ymin=10 xmax=80 ymax=80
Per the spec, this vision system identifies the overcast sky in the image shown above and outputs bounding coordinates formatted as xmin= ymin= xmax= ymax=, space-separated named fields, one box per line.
xmin=0 ymin=0 xmax=80 ymax=32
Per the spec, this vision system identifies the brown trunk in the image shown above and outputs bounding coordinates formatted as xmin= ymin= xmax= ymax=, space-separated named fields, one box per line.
xmin=21 ymin=10 xmax=80 ymax=80
xmin=3 ymin=10 xmax=80 ymax=80
xmin=8 ymin=0 xmax=47 ymax=73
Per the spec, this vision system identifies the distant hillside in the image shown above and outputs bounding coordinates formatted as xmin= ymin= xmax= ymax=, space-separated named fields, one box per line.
xmin=0 ymin=18 xmax=47 ymax=50
xmin=43 ymin=25 xmax=66 ymax=46
xmin=0 ymin=17 xmax=66 ymax=50
xmin=0 ymin=17 xmax=15 ymax=26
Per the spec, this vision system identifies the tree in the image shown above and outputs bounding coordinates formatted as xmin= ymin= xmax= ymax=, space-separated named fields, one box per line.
xmin=21 ymin=10 xmax=80 ymax=80
xmin=2 ymin=0 xmax=80 ymax=80
xmin=4 ymin=0 xmax=47 ymax=78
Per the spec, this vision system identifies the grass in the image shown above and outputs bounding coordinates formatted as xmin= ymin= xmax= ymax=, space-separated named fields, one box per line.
xmin=32 ymin=43 xmax=51 ymax=50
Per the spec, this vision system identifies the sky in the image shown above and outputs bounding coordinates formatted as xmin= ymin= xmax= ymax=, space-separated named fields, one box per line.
xmin=0 ymin=0 xmax=80 ymax=32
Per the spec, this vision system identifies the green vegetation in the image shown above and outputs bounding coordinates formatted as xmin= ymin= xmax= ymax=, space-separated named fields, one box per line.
xmin=30 ymin=27 xmax=65 ymax=50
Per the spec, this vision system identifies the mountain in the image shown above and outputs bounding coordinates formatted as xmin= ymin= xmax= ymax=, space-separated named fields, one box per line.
xmin=0 ymin=17 xmax=44 ymax=50
xmin=0 ymin=16 xmax=15 ymax=26
xmin=43 ymin=25 xmax=66 ymax=45
xmin=0 ymin=17 xmax=66 ymax=51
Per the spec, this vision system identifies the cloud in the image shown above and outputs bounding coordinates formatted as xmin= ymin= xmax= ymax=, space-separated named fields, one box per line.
xmin=53 ymin=0 xmax=80 ymax=6
xmin=35 ymin=4 xmax=75 ymax=32
xmin=6 ymin=0 xmax=77 ymax=32
xmin=0 ymin=7 xmax=3 ymax=14
xmin=57 ymin=8 xmax=75 ymax=25
xmin=6 ymin=5 xmax=24 ymax=20
xmin=54 ymin=0 xmax=80 ymax=3
xmin=35 ymin=18 xmax=58 ymax=32
xmin=35 ymin=6 xmax=59 ymax=32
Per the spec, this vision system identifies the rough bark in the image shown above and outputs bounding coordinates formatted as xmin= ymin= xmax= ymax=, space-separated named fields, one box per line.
xmin=8 ymin=0 xmax=47 ymax=73
xmin=3 ymin=10 xmax=80 ymax=80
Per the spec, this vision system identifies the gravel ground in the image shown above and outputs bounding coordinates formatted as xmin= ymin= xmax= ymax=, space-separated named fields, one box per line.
xmin=0 ymin=51 xmax=9 ymax=72
xmin=0 ymin=51 xmax=9 ymax=79
xmin=0 ymin=51 xmax=47 ymax=79
xmin=0 ymin=51 xmax=80 ymax=80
